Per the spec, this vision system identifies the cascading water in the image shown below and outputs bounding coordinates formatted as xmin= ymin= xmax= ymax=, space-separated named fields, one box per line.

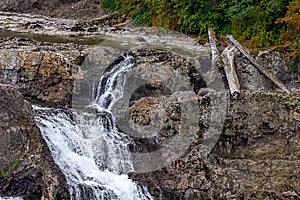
xmin=33 ymin=54 xmax=153 ymax=200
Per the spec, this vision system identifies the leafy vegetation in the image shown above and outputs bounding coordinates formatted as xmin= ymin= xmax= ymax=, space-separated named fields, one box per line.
xmin=277 ymin=0 xmax=300 ymax=69
xmin=231 ymin=0 xmax=289 ymax=47
xmin=101 ymin=0 xmax=299 ymax=51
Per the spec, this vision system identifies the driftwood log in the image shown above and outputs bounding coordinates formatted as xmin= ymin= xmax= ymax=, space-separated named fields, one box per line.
xmin=221 ymin=45 xmax=241 ymax=99
xmin=206 ymin=29 xmax=228 ymax=89
xmin=227 ymin=34 xmax=291 ymax=94
xmin=208 ymin=29 xmax=222 ymax=69
xmin=208 ymin=29 xmax=241 ymax=98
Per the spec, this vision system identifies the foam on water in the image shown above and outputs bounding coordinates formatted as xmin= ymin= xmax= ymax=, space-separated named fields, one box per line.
xmin=32 ymin=54 xmax=152 ymax=200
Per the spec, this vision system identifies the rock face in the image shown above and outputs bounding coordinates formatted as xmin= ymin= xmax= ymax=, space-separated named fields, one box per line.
xmin=0 ymin=37 xmax=81 ymax=106
xmin=131 ymin=48 xmax=206 ymax=95
xmin=225 ymin=47 xmax=299 ymax=93
xmin=123 ymin=49 xmax=207 ymax=154
xmin=0 ymin=10 xmax=298 ymax=199
xmin=0 ymin=0 xmax=105 ymax=20
xmin=90 ymin=48 xmax=299 ymax=199
xmin=129 ymin=91 xmax=300 ymax=199
xmin=0 ymin=84 xmax=69 ymax=199
xmin=72 ymin=46 xmax=123 ymax=108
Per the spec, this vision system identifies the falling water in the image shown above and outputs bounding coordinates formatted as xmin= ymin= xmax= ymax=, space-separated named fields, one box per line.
xmin=33 ymin=54 xmax=152 ymax=200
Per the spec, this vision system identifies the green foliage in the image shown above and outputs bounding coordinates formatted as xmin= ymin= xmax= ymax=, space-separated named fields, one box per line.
xmin=277 ymin=1 xmax=300 ymax=45
xmin=276 ymin=0 xmax=300 ymax=69
xmin=221 ymin=0 xmax=260 ymax=20
xmin=174 ymin=0 xmax=221 ymax=35
xmin=131 ymin=2 xmax=151 ymax=26
xmin=100 ymin=0 xmax=117 ymax=12
xmin=232 ymin=0 xmax=288 ymax=47
xmin=101 ymin=0 xmax=297 ymax=48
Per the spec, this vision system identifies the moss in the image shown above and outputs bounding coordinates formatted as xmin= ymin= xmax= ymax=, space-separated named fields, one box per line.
xmin=52 ymin=191 xmax=57 ymax=198
xmin=0 ymin=168 xmax=5 ymax=178
xmin=290 ymin=57 xmax=299 ymax=73
xmin=223 ymin=124 xmax=229 ymax=130
xmin=8 ymin=161 xmax=19 ymax=171
xmin=74 ymin=55 xmax=85 ymax=66
xmin=24 ymin=194 xmax=41 ymax=200
xmin=7 ymin=154 xmax=26 ymax=172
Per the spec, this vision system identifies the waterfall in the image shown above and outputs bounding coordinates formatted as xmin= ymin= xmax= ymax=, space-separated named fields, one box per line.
xmin=33 ymin=54 xmax=152 ymax=200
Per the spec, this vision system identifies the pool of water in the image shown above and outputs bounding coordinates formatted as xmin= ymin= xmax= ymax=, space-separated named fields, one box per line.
xmin=0 ymin=29 xmax=106 ymax=45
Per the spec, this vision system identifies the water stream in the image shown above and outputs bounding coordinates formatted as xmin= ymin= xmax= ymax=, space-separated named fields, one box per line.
xmin=33 ymin=54 xmax=152 ymax=200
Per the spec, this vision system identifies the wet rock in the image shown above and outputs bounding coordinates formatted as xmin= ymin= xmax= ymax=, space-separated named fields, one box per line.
xmin=129 ymin=95 xmax=180 ymax=151
xmin=77 ymin=12 xmax=127 ymax=28
xmin=87 ymin=27 xmax=98 ymax=32
xmin=259 ymin=50 xmax=300 ymax=93
xmin=235 ymin=55 xmax=271 ymax=91
xmin=123 ymin=49 xmax=206 ymax=153
xmin=0 ymin=10 xmax=298 ymax=199
xmin=70 ymin=26 xmax=85 ymax=32
xmin=72 ymin=46 xmax=123 ymax=109
xmin=23 ymin=22 xmax=44 ymax=29
xmin=197 ymin=87 xmax=216 ymax=97
xmin=0 ymin=84 xmax=69 ymax=199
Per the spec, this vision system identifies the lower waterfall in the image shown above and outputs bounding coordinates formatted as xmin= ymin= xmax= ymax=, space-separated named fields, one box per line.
xmin=33 ymin=54 xmax=153 ymax=200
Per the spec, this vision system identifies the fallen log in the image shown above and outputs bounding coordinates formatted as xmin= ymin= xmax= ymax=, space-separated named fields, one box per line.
xmin=208 ymin=29 xmax=240 ymax=98
xmin=208 ymin=29 xmax=222 ymax=69
xmin=227 ymin=34 xmax=291 ymax=94
xmin=221 ymin=45 xmax=240 ymax=99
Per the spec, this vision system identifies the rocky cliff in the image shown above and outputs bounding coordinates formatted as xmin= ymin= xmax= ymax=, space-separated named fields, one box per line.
xmin=0 ymin=84 xmax=69 ymax=199
xmin=0 ymin=9 xmax=299 ymax=200
xmin=129 ymin=91 xmax=300 ymax=199
xmin=0 ymin=37 xmax=81 ymax=107
xmin=113 ymin=48 xmax=300 ymax=200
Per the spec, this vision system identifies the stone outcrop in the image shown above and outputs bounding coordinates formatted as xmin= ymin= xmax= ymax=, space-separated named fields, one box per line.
xmin=0 ymin=37 xmax=81 ymax=106
xmin=95 ymin=48 xmax=299 ymax=199
xmin=220 ymin=44 xmax=299 ymax=93
xmin=0 ymin=84 xmax=69 ymax=199
xmin=129 ymin=91 xmax=300 ymax=199
xmin=131 ymin=48 xmax=207 ymax=95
